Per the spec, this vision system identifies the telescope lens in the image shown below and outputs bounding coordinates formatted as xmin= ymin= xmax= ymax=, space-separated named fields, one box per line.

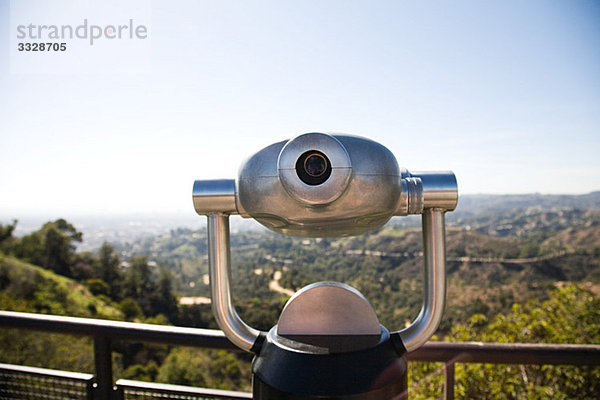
xmin=304 ymin=153 xmax=327 ymax=177
xmin=296 ymin=150 xmax=332 ymax=185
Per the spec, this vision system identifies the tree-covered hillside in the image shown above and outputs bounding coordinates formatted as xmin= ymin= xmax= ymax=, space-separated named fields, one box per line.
xmin=0 ymin=220 xmax=252 ymax=390
xmin=0 ymin=253 xmax=122 ymax=373
xmin=110 ymin=209 xmax=600 ymax=335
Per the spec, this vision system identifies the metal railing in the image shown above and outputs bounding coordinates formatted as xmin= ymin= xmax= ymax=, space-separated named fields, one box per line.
xmin=1 ymin=310 xmax=599 ymax=399
xmin=405 ymin=341 xmax=600 ymax=400
xmin=0 ymin=364 xmax=251 ymax=400
xmin=0 ymin=363 xmax=94 ymax=400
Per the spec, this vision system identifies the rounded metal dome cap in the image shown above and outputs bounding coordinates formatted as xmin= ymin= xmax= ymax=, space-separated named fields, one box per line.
xmin=277 ymin=281 xmax=382 ymax=352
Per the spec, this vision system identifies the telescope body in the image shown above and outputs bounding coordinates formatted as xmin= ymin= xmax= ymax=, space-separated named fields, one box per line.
xmin=192 ymin=132 xmax=458 ymax=399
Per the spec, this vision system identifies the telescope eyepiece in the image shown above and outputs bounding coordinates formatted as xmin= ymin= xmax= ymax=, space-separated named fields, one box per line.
xmin=296 ymin=150 xmax=332 ymax=185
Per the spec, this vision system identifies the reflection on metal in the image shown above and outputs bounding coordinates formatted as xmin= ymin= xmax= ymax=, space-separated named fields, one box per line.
xmin=397 ymin=208 xmax=447 ymax=352
xmin=413 ymin=171 xmax=459 ymax=211
xmin=193 ymin=179 xmax=237 ymax=215
xmin=207 ymin=214 xmax=262 ymax=353
xmin=116 ymin=379 xmax=252 ymax=399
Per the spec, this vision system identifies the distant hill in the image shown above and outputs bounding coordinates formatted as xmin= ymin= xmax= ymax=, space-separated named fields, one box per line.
xmin=455 ymin=191 xmax=600 ymax=216
xmin=0 ymin=253 xmax=123 ymax=319
xmin=451 ymin=207 xmax=600 ymax=239
xmin=431 ymin=191 xmax=600 ymax=239
xmin=0 ymin=253 xmax=124 ymax=373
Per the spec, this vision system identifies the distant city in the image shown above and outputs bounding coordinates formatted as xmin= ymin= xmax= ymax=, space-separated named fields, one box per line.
xmin=0 ymin=212 xmax=265 ymax=252
xmin=2 ymin=191 xmax=598 ymax=252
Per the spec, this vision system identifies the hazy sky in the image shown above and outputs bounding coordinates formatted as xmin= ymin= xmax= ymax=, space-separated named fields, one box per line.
xmin=1 ymin=0 xmax=599 ymax=218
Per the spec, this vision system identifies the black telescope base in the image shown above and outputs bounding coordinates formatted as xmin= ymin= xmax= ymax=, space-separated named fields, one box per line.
xmin=251 ymin=327 xmax=408 ymax=400
xmin=253 ymin=374 xmax=408 ymax=400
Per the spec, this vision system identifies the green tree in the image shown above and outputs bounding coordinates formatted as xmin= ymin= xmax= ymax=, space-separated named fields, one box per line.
xmin=13 ymin=232 xmax=43 ymax=267
xmin=409 ymin=285 xmax=600 ymax=399
xmin=157 ymin=348 xmax=250 ymax=390
xmin=86 ymin=278 xmax=111 ymax=297
xmin=42 ymin=219 xmax=82 ymax=276
xmin=157 ymin=347 xmax=208 ymax=387
xmin=151 ymin=267 xmax=178 ymax=320
xmin=70 ymin=251 xmax=96 ymax=281
xmin=43 ymin=227 xmax=71 ymax=275
xmin=13 ymin=219 xmax=82 ymax=277
xmin=122 ymin=362 xmax=159 ymax=382
xmin=96 ymin=242 xmax=122 ymax=299
xmin=119 ymin=298 xmax=144 ymax=321
xmin=0 ymin=219 xmax=17 ymax=252
xmin=123 ymin=256 xmax=156 ymax=315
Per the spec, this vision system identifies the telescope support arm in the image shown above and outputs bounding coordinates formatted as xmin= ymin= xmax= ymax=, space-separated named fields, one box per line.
xmin=207 ymin=213 xmax=263 ymax=353
xmin=396 ymin=208 xmax=447 ymax=352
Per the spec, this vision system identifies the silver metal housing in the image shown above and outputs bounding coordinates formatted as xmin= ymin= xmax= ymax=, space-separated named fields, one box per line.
xmin=236 ymin=133 xmax=404 ymax=237
xmin=192 ymin=132 xmax=458 ymax=354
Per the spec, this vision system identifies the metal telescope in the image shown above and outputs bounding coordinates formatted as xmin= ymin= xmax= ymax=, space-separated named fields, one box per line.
xmin=193 ymin=132 xmax=458 ymax=399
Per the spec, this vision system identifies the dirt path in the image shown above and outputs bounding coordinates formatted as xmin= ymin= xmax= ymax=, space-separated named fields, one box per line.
xmin=269 ymin=270 xmax=295 ymax=297
xmin=179 ymin=296 xmax=211 ymax=305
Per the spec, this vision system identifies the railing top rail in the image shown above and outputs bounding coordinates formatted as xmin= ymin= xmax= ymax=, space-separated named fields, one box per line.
xmin=0 ymin=362 xmax=94 ymax=381
xmin=2 ymin=310 xmax=599 ymax=366
xmin=0 ymin=310 xmax=237 ymax=350
xmin=407 ymin=341 xmax=600 ymax=365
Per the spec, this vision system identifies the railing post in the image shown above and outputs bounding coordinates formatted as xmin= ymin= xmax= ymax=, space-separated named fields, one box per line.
xmin=443 ymin=362 xmax=455 ymax=400
xmin=86 ymin=378 xmax=95 ymax=400
xmin=93 ymin=336 xmax=114 ymax=400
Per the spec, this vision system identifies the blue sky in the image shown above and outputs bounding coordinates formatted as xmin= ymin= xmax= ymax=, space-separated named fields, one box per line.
xmin=0 ymin=0 xmax=599 ymax=217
